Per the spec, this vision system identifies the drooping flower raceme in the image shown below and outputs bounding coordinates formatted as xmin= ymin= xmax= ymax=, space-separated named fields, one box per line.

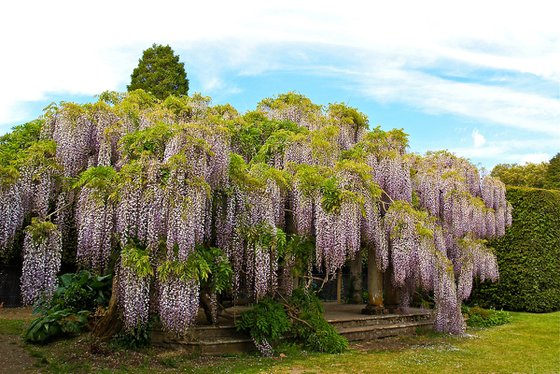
xmin=20 ymin=219 xmax=62 ymax=305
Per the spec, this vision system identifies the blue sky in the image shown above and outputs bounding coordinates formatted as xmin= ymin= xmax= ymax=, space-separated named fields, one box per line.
xmin=1 ymin=1 xmax=558 ymax=169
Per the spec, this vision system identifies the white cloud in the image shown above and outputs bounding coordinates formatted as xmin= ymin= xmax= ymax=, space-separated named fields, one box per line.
xmin=0 ymin=0 xmax=559 ymax=146
xmin=520 ymin=153 xmax=550 ymax=164
xmin=450 ymin=137 xmax=558 ymax=168
xmin=472 ymin=130 xmax=486 ymax=148
xmin=353 ymin=67 xmax=560 ymax=137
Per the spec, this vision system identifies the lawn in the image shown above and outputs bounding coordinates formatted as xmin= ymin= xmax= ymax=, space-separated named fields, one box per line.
xmin=0 ymin=309 xmax=558 ymax=373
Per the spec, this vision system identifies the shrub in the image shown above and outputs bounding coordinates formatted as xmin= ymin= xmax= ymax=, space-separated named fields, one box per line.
xmin=287 ymin=289 xmax=348 ymax=353
xmin=236 ymin=290 xmax=348 ymax=356
xmin=469 ymin=187 xmax=560 ymax=312
xmin=50 ymin=270 xmax=112 ymax=312
xmin=24 ymin=270 xmax=112 ymax=343
xmin=236 ymin=297 xmax=291 ymax=356
xmin=462 ymin=306 xmax=511 ymax=328
xmin=112 ymin=322 xmax=153 ymax=349
xmin=24 ymin=308 xmax=89 ymax=344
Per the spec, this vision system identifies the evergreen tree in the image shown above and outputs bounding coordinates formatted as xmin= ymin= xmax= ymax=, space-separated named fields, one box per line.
xmin=128 ymin=44 xmax=189 ymax=99
xmin=544 ymin=153 xmax=560 ymax=190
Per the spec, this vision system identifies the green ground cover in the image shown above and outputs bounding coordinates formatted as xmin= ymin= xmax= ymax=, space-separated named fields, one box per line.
xmin=0 ymin=309 xmax=558 ymax=373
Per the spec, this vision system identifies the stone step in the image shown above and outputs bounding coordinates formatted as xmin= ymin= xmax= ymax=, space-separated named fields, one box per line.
xmin=152 ymin=308 xmax=436 ymax=355
xmin=152 ymin=325 xmax=255 ymax=356
xmin=155 ymin=336 xmax=255 ymax=356
xmin=326 ymin=312 xmax=433 ymax=329
xmin=183 ymin=325 xmax=245 ymax=341
xmin=152 ymin=325 xmax=248 ymax=343
xmin=336 ymin=320 xmax=433 ymax=341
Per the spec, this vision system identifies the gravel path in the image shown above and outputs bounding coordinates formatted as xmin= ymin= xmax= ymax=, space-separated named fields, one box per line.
xmin=0 ymin=334 xmax=36 ymax=373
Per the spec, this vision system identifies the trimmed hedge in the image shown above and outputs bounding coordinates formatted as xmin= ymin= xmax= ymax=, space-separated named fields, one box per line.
xmin=469 ymin=187 xmax=560 ymax=312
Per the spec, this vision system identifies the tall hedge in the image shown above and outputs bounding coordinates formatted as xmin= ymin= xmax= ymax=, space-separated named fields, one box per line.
xmin=469 ymin=187 xmax=560 ymax=312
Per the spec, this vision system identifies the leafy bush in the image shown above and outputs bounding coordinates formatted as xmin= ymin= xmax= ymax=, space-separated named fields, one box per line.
xmin=50 ymin=271 xmax=112 ymax=312
xmin=112 ymin=322 xmax=153 ymax=349
xmin=236 ymin=290 xmax=348 ymax=356
xmin=288 ymin=289 xmax=348 ymax=353
xmin=470 ymin=187 xmax=560 ymax=312
xmin=24 ymin=270 xmax=112 ymax=343
xmin=462 ymin=306 xmax=511 ymax=328
xmin=236 ymin=297 xmax=291 ymax=351
xmin=24 ymin=309 xmax=89 ymax=343
xmin=195 ymin=246 xmax=233 ymax=294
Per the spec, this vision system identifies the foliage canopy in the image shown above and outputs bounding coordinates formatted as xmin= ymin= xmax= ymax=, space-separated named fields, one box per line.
xmin=491 ymin=153 xmax=560 ymax=190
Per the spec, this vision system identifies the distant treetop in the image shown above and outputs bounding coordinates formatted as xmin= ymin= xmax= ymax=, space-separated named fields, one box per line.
xmin=491 ymin=153 xmax=560 ymax=190
xmin=128 ymin=44 xmax=189 ymax=100
xmin=491 ymin=162 xmax=548 ymax=189
xmin=544 ymin=153 xmax=560 ymax=190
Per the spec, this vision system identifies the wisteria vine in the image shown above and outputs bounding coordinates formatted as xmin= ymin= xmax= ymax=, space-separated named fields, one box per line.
xmin=0 ymin=91 xmax=513 ymax=336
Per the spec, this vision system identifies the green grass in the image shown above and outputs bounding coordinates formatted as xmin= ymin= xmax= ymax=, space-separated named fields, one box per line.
xmin=0 ymin=318 xmax=26 ymax=335
xmin=268 ymin=312 xmax=560 ymax=374
xmin=1 ymin=311 xmax=558 ymax=373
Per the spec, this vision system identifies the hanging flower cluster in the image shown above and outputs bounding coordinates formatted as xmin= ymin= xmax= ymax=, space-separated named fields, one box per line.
xmin=0 ymin=180 xmax=24 ymax=252
xmin=413 ymin=152 xmax=512 ymax=239
xmin=48 ymin=105 xmax=97 ymax=177
xmin=291 ymin=181 xmax=314 ymax=236
xmin=118 ymin=245 xmax=152 ymax=332
xmin=371 ymin=156 xmax=412 ymax=202
xmin=218 ymin=157 xmax=288 ymax=299
xmin=314 ymin=198 xmax=361 ymax=275
xmin=157 ymin=260 xmax=201 ymax=336
xmin=116 ymin=167 xmax=144 ymax=246
xmin=76 ymin=187 xmax=115 ymax=272
xmin=433 ymin=259 xmax=464 ymax=334
xmin=20 ymin=218 xmax=62 ymax=305
xmin=383 ymin=202 xmax=466 ymax=332
xmin=92 ymin=108 xmax=120 ymax=166
xmin=456 ymin=236 xmax=499 ymax=301
xmin=326 ymin=103 xmax=369 ymax=150
xmin=258 ymin=92 xmax=322 ymax=131
xmin=165 ymin=182 xmax=208 ymax=260
xmin=158 ymin=276 xmax=200 ymax=335
xmin=74 ymin=166 xmax=119 ymax=272
xmin=287 ymin=161 xmax=384 ymax=278
xmin=404 ymin=151 xmax=513 ymax=332
xmin=1 ymin=139 xmax=61 ymax=254
xmin=413 ymin=153 xmax=512 ymax=262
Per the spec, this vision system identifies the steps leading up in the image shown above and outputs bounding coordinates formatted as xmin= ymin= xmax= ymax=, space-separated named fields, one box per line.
xmin=323 ymin=304 xmax=434 ymax=341
xmin=327 ymin=309 xmax=434 ymax=341
xmin=152 ymin=323 xmax=255 ymax=355
xmin=335 ymin=319 xmax=433 ymax=341
xmin=152 ymin=305 xmax=435 ymax=354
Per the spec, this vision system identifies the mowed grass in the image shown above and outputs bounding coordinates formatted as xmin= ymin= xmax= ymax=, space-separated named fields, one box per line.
xmin=0 ymin=310 xmax=558 ymax=373
xmin=268 ymin=312 xmax=560 ymax=374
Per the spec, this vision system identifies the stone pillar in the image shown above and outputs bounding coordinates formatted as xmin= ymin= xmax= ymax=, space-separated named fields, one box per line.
xmin=336 ymin=269 xmax=343 ymax=303
xmin=383 ymin=266 xmax=401 ymax=313
xmin=349 ymin=253 xmax=363 ymax=304
xmin=362 ymin=246 xmax=385 ymax=314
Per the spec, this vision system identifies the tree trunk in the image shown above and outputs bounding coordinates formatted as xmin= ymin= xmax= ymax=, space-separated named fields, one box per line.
xmin=383 ymin=265 xmax=401 ymax=313
xmin=92 ymin=275 xmax=123 ymax=340
xmin=200 ymin=290 xmax=221 ymax=325
xmin=362 ymin=246 xmax=386 ymax=315
xmin=336 ymin=269 xmax=343 ymax=303
xmin=349 ymin=253 xmax=363 ymax=304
